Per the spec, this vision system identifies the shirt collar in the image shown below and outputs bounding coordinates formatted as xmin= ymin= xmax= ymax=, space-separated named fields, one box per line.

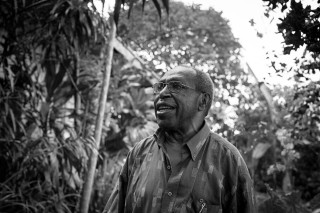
xmin=154 ymin=122 xmax=211 ymax=161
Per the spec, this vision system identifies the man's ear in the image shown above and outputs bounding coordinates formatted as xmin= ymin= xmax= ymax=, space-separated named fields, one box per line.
xmin=198 ymin=93 xmax=210 ymax=111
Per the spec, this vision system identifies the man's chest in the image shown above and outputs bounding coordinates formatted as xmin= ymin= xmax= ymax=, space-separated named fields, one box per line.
xmin=125 ymin=147 xmax=225 ymax=213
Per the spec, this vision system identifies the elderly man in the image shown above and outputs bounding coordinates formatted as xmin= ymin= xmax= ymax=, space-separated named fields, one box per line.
xmin=104 ymin=65 xmax=256 ymax=213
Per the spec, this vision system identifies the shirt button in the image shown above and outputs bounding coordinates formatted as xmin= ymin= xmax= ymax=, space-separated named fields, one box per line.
xmin=199 ymin=199 xmax=204 ymax=203
xmin=167 ymin=165 xmax=171 ymax=170
xmin=168 ymin=192 xmax=172 ymax=196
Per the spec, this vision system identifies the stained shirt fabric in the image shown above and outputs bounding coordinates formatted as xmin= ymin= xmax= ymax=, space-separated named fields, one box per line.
xmin=103 ymin=122 xmax=256 ymax=213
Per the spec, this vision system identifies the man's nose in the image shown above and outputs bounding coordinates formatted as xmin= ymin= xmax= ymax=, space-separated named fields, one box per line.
xmin=158 ymin=85 xmax=171 ymax=98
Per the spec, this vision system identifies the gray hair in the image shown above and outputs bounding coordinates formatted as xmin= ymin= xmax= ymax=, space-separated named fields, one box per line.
xmin=180 ymin=65 xmax=214 ymax=115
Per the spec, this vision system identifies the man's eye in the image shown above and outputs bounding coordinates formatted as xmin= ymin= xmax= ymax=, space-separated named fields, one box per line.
xmin=171 ymin=82 xmax=183 ymax=89
xmin=158 ymin=83 xmax=165 ymax=90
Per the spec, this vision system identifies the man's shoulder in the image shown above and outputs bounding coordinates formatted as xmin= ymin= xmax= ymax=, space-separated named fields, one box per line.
xmin=129 ymin=133 xmax=157 ymax=156
xmin=209 ymin=131 xmax=242 ymax=158
xmin=208 ymin=131 xmax=251 ymax=177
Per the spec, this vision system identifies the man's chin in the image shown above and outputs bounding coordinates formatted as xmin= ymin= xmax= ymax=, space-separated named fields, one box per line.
xmin=156 ymin=119 xmax=175 ymax=130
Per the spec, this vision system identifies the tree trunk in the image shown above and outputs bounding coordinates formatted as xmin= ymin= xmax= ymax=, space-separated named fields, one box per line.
xmin=79 ymin=18 xmax=116 ymax=213
xmin=74 ymin=49 xmax=81 ymax=134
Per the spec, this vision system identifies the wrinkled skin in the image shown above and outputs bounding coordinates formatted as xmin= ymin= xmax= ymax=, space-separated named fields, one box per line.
xmin=154 ymin=66 xmax=207 ymax=143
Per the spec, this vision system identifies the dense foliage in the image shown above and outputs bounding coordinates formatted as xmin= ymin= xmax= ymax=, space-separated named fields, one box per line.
xmin=118 ymin=1 xmax=246 ymax=98
xmin=0 ymin=0 xmax=163 ymax=212
xmin=117 ymin=1 xmax=253 ymax=139
xmin=288 ymin=82 xmax=320 ymax=201
xmin=0 ymin=0 xmax=106 ymax=212
xmin=1 ymin=0 xmax=319 ymax=212
xmin=263 ymin=0 xmax=320 ymax=78
xmin=91 ymin=2 xmax=252 ymax=211
xmin=255 ymin=0 xmax=320 ymax=211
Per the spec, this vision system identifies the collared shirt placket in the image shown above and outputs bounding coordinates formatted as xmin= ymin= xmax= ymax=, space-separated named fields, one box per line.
xmin=160 ymin=142 xmax=206 ymax=213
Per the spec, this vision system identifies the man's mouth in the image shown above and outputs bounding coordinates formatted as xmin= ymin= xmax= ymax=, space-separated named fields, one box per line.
xmin=157 ymin=105 xmax=175 ymax=112
xmin=156 ymin=104 xmax=176 ymax=115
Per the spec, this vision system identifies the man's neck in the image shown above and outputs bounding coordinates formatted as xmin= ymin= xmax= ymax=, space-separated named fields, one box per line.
xmin=164 ymin=121 xmax=205 ymax=144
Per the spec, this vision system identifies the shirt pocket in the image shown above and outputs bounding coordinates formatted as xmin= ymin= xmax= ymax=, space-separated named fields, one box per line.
xmin=186 ymin=199 xmax=221 ymax=213
xmin=203 ymin=204 xmax=221 ymax=213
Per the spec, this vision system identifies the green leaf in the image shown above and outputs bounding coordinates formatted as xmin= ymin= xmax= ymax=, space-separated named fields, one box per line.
xmin=53 ymin=83 xmax=74 ymax=108
xmin=27 ymin=123 xmax=43 ymax=140
xmin=50 ymin=60 xmax=70 ymax=99
xmin=152 ymin=0 xmax=162 ymax=19
xmin=142 ymin=0 xmax=146 ymax=12
xmin=283 ymin=46 xmax=293 ymax=55
xmin=85 ymin=12 xmax=95 ymax=40
xmin=310 ymin=193 xmax=320 ymax=211
xmin=9 ymin=109 xmax=16 ymax=133
xmin=127 ymin=0 xmax=135 ymax=19
xmin=161 ymin=0 xmax=169 ymax=14
xmin=252 ymin=143 xmax=271 ymax=159
xmin=7 ymin=66 xmax=15 ymax=92
xmin=113 ymin=0 xmax=122 ymax=26
xmin=50 ymin=0 xmax=64 ymax=15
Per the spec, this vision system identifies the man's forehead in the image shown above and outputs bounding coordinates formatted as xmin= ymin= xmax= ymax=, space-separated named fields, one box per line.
xmin=161 ymin=66 xmax=196 ymax=81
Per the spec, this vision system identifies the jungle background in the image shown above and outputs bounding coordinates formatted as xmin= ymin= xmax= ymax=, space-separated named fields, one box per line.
xmin=0 ymin=0 xmax=320 ymax=212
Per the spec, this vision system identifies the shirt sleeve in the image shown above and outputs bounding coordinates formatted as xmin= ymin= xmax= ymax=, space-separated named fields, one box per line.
xmin=229 ymin=155 xmax=256 ymax=213
xmin=237 ymin=169 xmax=256 ymax=213
xmin=102 ymin=157 xmax=129 ymax=213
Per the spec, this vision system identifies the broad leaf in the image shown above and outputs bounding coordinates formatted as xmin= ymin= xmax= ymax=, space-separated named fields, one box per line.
xmin=252 ymin=143 xmax=271 ymax=159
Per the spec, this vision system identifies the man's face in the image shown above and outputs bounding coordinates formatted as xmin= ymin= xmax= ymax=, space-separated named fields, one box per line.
xmin=153 ymin=67 xmax=201 ymax=131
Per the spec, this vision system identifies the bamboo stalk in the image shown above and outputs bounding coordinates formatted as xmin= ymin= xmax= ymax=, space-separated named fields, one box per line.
xmin=74 ymin=49 xmax=81 ymax=134
xmin=79 ymin=18 xmax=116 ymax=213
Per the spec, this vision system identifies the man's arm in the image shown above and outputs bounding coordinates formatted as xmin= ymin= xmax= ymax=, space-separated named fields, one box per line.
xmin=230 ymin=156 xmax=256 ymax=213
xmin=210 ymin=132 xmax=256 ymax=213
xmin=237 ymin=169 xmax=256 ymax=213
xmin=103 ymin=160 xmax=129 ymax=213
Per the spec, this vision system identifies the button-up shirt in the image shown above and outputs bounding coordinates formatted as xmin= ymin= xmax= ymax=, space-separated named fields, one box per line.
xmin=104 ymin=123 xmax=256 ymax=213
